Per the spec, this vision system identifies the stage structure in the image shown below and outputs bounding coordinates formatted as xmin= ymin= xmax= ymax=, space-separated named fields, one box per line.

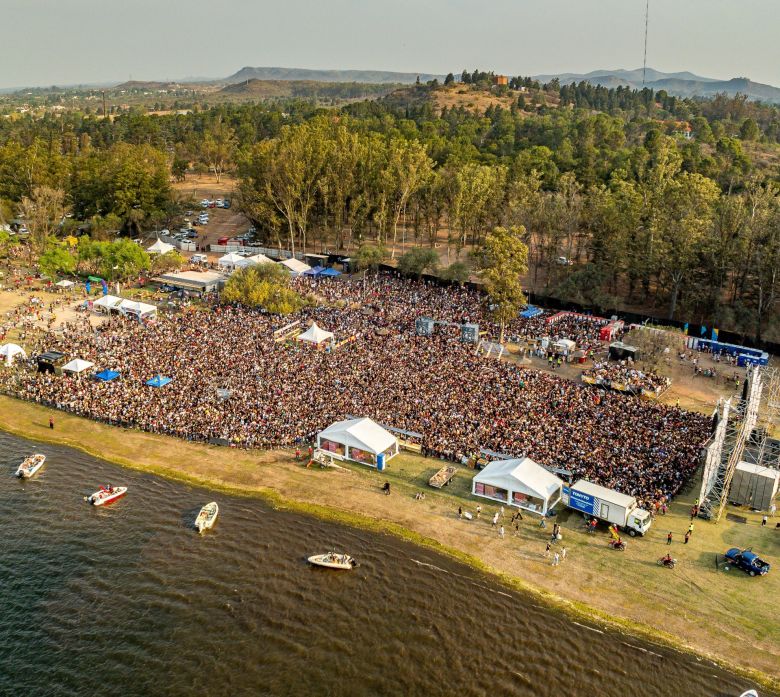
xmin=698 ymin=365 xmax=774 ymax=522
xmin=415 ymin=317 xmax=480 ymax=344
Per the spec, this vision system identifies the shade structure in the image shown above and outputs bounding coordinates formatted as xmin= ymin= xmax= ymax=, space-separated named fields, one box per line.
xmin=320 ymin=268 xmax=341 ymax=277
xmin=297 ymin=322 xmax=334 ymax=345
xmin=472 ymin=457 xmax=564 ymax=515
xmin=92 ymin=295 xmax=123 ymax=312
xmin=317 ymin=417 xmax=399 ymax=468
xmin=218 ymin=252 xmax=246 ymax=270
xmin=94 ymin=369 xmax=120 ymax=382
xmin=119 ymin=299 xmax=157 ymax=320
xmin=278 ymin=258 xmax=311 ymax=275
xmin=0 ymin=343 xmax=26 ymax=366
xmin=303 ymin=265 xmax=325 ymax=276
xmin=234 ymin=253 xmax=274 ymax=269
xmin=146 ymin=374 xmax=172 ymax=388
xmin=147 ymin=238 xmax=175 ymax=255
xmin=55 ymin=279 xmax=76 ymax=288
xmin=62 ymin=358 xmax=95 ymax=374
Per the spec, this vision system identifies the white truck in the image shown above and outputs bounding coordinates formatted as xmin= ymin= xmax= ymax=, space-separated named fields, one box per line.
xmin=563 ymin=479 xmax=652 ymax=536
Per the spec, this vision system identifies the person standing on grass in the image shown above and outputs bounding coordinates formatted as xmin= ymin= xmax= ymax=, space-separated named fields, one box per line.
xmin=684 ymin=530 xmax=691 ymax=544
xmin=545 ymin=541 xmax=551 ymax=557
xmin=762 ymin=515 xmax=767 ymax=527
xmin=499 ymin=506 xmax=505 ymax=519
xmin=667 ymin=531 xmax=673 ymax=545
xmin=561 ymin=547 xmax=567 ymax=562
xmin=552 ymin=552 xmax=560 ymax=566
xmin=770 ymin=503 xmax=776 ymax=517
xmin=458 ymin=506 xmax=462 ymax=519
xmin=687 ymin=522 xmax=694 ymax=537
xmin=499 ymin=525 xmax=504 ymax=539
xmin=49 ymin=416 xmax=54 ymax=430
xmin=492 ymin=512 xmax=499 ymax=528
xmin=476 ymin=505 xmax=481 ymax=519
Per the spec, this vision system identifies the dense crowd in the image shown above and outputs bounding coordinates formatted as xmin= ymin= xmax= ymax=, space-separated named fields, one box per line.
xmin=0 ymin=275 xmax=709 ymax=504
xmin=583 ymin=361 xmax=671 ymax=394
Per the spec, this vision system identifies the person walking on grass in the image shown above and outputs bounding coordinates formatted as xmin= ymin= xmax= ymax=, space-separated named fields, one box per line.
xmin=499 ymin=525 xmax=505 ymax=540
xmin=667 ymin=531 xmax=673 ymax=545
xmin=458 ymin=506 xmax=462 ymax=519
xmin=552 ymin=552 xmax=560 ymax=566
xmin=561 ymin=547 xmax=567 ymax=562
xmin=762 ymin=515 xmax=768 ymax=527
xmin=476 ymin=505 xmax=481 ymax=520
xmin=684 ymin=530 xmax=691 ymax=544
xmin=499 ymin=506 xmax=505 ymax=519
xmin=49 ymin=417 xmax=54 ymax=430
xmin=545 ymin=541 xmax=551 ymax=557
xmin=492 ymin=512 xmax=499 ymax=528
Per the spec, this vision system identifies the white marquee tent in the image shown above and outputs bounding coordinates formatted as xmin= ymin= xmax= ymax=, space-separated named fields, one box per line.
xmin=279 ymin=258 xmax=311 ymax=276
xmin=472 ymin=457 xmax=563 ymax=515
xmin=297 ymin=322 xmax=334 ymax=346
xmin=55 ymin=279 xmax=76 ymax=288
xmin=92 ymin=295 xmax=123 ymax=313
xmin=0 ymin=343 xmax=26 ymax=366
xmin=218 ymin=252 xmax=246 ymax=271
xmin=62 ymin=358 xmax=95 ymax=374
xmin=317 ymin=417 xmax=399 ymax=468
xmin=235 ymin=253 xmax=274 ymax=269
xmin=147 ymin=238 xmax=175 ymax=255
xmin=119 ymin=299 xmax=158 ymax=320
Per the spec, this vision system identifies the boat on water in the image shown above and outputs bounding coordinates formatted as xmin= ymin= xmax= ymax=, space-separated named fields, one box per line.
xmin=86 ymin=485 xmax=127 ymax=506
xmin=195 ymin=502 xmax=219 ymax=533
xmin=16 ymin=454 xmax=46 ymax=479
xmin=739 ymin=690 xmax=758 ymax=697
xmin=307 ymin=552 xmax=357 ymax=570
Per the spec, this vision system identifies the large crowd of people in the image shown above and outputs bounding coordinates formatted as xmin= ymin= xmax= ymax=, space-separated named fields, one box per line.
xmin=583 ymin=361 xmax=671 ymax=395
xmin=0 ymin=274 xmax=710 ymax=505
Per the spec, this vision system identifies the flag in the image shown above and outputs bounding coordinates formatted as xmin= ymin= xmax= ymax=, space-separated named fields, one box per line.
xmin=683 ymin=323 xmax=689 ymax=335
xmin=85 ymin=281 xmax=91 ymax=294
xmin=700 ymin=325 xmax=707 ymax=336
xmin=711 ymin=327 xmax=718 ymax=341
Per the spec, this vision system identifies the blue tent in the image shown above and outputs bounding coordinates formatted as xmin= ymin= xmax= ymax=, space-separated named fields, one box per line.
xmin=146 ymin=375 xmax=172 ymax=388
xmin=94 ymin=370 xmax=120 ymax=382
xmin=320 ymin=268 xmax=341 ymax=277
xmin=520 ymin=305 xmax=543 ymax=319
xmin=304 ymin=265 xmax=325 ymax=276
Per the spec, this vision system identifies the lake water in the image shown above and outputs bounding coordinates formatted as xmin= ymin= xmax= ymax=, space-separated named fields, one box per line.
xmin=0 ymin=433 xmax=764 ymax=697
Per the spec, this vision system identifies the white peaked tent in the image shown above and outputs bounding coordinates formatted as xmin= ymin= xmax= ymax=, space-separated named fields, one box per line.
xmin=235 ymin=253 xmax=274 ymax=269
xmin=147 ymin=238 xmax=175 ymax=255
xmin=472 ymin=457 xmax=563 ymax=515
xmin=92 ymin=295 xmax=123 ymax=312
xmin=119 ymin=299 xmax=158 ymax=320
xmin=297 ymin=322 xmax=334 ymax=346
xmin=55 ymin=279 xmax=76 ymax=288
xmin=218 ymin=252 xmax=246 ymax=271
xmin=0 ymin=343 xmax=26 ymax=366
xmin=279 ymin=258 xmax=311 ymax=275
xmin=317 ymin=417 xmax=399 ymax=468
xmin=62 ymin=358 xmax=95 ymax=374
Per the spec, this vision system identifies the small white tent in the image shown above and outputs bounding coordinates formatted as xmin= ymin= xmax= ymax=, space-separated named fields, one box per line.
xmin=147 ymin=238 xmax=175 ymax=255
xmin=55 ymin=279 xmax=76 ymax=288
xmin=0 ymin=343 xmax=26 ymax=366
xmin=62 ymin=358 xmax=95 ymax=374
xmin=297 ymin=322 xmax=334 ymax=346
xmin=235 ymin=253 xmax=274 ymax=269
xmin=218 ymin=252 xmax=246 ymax=271
xmin=472 ymin=457 xmax=563 ymax=515
xmin=317 ymin=417 xmax=399 ymax=468
xmin=279 ymin=258 xmax=311 ymax=276
xmin=92 ymin=295 xmax=123 ymax=313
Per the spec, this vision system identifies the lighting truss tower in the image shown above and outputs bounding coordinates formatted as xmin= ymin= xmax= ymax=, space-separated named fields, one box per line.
xmin=699 ymin=364 xmax=765 ymax=522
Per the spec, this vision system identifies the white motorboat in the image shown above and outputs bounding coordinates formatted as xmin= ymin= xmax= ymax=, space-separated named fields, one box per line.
xmin=739 ymin=690 xmax=758 ymax=697
xmin=86 ymin=485 xmax=127 ymax=506
xmin=307 ymin=552 xmax=357 ymax=570
xmin=16 ymin=453 xmax=46 ymax=479
xmin=195 ymin=502 xmax=219 ymax=533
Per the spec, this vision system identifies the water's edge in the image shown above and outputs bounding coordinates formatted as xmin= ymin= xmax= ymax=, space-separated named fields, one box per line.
xmin=0 ymin=410 xmax=775 ymax=693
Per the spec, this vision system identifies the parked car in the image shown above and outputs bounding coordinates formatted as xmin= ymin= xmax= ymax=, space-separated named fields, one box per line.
xmin=215 ymin=198 xmax=224 ymax=207
xmin=556 ymin=256 xmax=574 ymax=266
xmin=724 ymin=548 xmax=770 ymax=576
xmin=223 ymin=199 xmax=231 ymax=209
xmin=208 ymin=201 xmax=217 ymax=208
xmin=200 ymin=199 xmax=210 ymax=208
xmin=191 ymin=254 xmax=208 ymax=264
xmin=217 ymin=236 xmax=229 ymax=245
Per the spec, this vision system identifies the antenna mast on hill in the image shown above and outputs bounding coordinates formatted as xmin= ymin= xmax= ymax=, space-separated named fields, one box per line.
xmin=642 ymin=0 xmax=650 ymax=86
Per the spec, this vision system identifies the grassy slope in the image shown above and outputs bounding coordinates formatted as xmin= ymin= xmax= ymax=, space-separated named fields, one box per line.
xmin=0 ymin=395 xmax=777 ymax=690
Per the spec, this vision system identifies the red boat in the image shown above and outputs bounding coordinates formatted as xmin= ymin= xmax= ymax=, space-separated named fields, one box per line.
xmin=86 ymin=485 xmax=128 ymax=506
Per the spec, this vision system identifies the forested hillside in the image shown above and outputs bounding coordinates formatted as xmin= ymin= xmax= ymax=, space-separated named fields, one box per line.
xmin=1 ymin=72 xmax=779 ymax=340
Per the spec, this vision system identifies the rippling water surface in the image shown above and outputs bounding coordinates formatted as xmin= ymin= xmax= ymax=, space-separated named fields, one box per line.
xmin=0 ymin=433 xmax=765 ymax=697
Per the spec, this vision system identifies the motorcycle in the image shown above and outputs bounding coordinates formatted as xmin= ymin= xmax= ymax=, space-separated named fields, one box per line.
xmin=657 ymin=556 xmax=676 ymax=569
xmin=608 ymin=539 xmax=626 ymax=551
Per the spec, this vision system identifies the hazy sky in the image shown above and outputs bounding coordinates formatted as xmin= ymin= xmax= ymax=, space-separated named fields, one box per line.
xmin=3 ymin=0 xmax=779 ymax=88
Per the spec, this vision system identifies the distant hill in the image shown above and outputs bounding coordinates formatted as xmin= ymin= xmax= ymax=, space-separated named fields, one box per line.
xmin=114 ymin=80 xmax=187 ymax=91
xmin=533 ymin=67 xmax=780 ymax=103
xmin=225 ymin=66 xmax=444 ymax=85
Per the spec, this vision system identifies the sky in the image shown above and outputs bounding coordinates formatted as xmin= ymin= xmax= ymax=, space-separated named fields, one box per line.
xmin=3 ymin=0 xmax=780 ymax=88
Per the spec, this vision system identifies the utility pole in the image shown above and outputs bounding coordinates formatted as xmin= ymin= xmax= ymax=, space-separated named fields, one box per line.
xmin=102 ymin=90 xmax=107 ymax=120
xmin=642 ymin=0 xmax=650 ymax=87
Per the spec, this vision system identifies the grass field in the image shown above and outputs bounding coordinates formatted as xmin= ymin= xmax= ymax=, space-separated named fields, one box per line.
xmin=0 ymin=395 xmax=777 ymax=690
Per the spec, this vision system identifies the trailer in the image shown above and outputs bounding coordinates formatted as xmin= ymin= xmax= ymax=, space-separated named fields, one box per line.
xmin=428 ymin=466 xmax=456 ymax=489
xmin=563 ymin=479 xmax=652 ymax=536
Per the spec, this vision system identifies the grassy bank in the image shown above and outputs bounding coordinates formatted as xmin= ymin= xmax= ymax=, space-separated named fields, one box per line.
xmin=0 ymin=395 xmax=777 ymax=692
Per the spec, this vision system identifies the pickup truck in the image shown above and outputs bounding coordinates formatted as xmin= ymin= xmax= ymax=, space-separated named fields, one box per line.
xmin=724 ymin=548 xmax=770 ymax=576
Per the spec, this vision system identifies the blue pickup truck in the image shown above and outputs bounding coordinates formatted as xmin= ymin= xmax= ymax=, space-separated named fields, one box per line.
xmin=724 ymin=548 xmax=771 ymax=576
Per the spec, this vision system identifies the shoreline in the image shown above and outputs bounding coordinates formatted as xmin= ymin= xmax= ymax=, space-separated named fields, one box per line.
xmin=0 ymin=395 xmax=777 ymax=693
